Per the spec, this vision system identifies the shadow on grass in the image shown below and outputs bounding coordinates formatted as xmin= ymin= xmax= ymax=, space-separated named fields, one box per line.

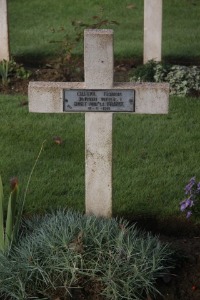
xmin=116 ymin=213 xmax=200 ymax=238
xmin=163 ymin=55 xmax=200 ymax=66
xmin=13 ymin=51 xmax=200 ymax=69
xmin=13 ymin=52 xmax=60 ymax=67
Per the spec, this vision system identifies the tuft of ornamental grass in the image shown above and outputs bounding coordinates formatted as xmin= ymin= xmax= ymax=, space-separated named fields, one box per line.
xmin=0 ymin=210 xmax=173 ymax=300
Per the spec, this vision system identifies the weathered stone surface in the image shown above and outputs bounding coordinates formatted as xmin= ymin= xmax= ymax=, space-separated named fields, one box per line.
xmin=29 ymin=81 xmax=169 ymax=115
xmin=85 ymin=112 xmax=112 ymax=217
xmin=29 ymin=29 xmax=169 ymax=218
xmin=144 ymin=0 xmax=162 ymax=63
xmin=0 ymin=0 xmax=9 ymax=61
xmin=84 ymin=30 xmax=113 ymax=217
xmin=84 ymin=29 xmax=113 ymax=89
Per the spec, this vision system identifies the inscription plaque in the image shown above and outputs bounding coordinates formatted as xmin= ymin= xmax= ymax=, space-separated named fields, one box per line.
xmin=63 ymin=89 xmax=135 ymax=112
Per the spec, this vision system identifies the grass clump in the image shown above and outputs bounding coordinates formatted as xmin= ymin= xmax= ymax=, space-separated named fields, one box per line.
xmin=0 ymin=210 xmax=173 ymax=300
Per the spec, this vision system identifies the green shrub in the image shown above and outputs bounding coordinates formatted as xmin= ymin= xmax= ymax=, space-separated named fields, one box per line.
xmin=162 ymin=65 xmax=200 ymax=97
xmin=0 ymin=210 xmax=173 ymax=300
xmin=130 ymin=61 xmax=200 ymax=97
xmin=0 ymin=59 xmax=31 ymax=86
xmin=129 ymin=60 xmax=158 ymax=82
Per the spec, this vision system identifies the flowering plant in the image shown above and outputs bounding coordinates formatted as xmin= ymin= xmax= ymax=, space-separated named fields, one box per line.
xmin=180 ymin=177 xmax=200 ymax=218
xmin=0 ymin=177 xmax=19 ymax=254
xmin=0 ymin=141 xmax=46 ymax=254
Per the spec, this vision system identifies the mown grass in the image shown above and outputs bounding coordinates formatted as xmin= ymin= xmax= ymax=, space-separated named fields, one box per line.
xmin=0 ymin=95 xmax=200 ymax=220
xmin=113 ymin=96 xmax=200 ymax=217
xmin=8 ymin=0 xmax=200 ymax=62
xmin=1 ymin=1 xmax=200 ymax=222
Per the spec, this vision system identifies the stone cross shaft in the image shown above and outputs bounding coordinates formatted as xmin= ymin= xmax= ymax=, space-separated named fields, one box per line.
xmin=29 ymin=29 xmax=169 ymax=218
xmin=0 ymin=0 xmax=9 ymax=61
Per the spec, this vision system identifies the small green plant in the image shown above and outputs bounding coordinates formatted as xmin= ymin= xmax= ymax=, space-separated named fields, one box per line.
xmin=0 ymin=177 xmax=19 ymax=254
xmin=129 ymin=60 xmax=159 ymax=82
xmin=8 ymin=60 xmax=31 ymax=80
xmin=130 ymin=61 xmax=200 ymax=97
xmin=0 ymin=210 xmax=173 ymax=299
xmin=0 ymin=141 xmax=45 ymax=255
xmin=0 ymin=60 xmax=10 ymax=85
xmin=0 ymin=59 xmax=31 ymax=86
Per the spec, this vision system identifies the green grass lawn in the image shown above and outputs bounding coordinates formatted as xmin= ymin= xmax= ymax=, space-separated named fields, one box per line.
xmin=1 ymin=0 xmax=199 ymax=222
xmin=8 ymin=0 xmax=200 ymax=62
xmin=0 ymin=95 xmax=200 ymax=221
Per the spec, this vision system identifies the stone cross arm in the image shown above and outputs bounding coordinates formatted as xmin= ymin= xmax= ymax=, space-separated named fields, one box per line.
xmin=29 ymin=81 xmax=169 ymax=115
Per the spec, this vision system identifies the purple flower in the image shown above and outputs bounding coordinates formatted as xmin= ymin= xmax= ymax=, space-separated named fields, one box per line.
xmin=180 ymin=197 xmax=193 ymax=212
xmin=180 ymin=201 xmax=187 ymax=212
xmin=186 ymin=197 xmax=194 ymax=208
xmin=186 ymin=211 xmax=192 ymax=218
xmin=184 ymin=177 xmax=196 ymax=195
xmin=180 ymin=177 xmax=200 ymax=219
xmin=197 ymin=182 xmax=200 ymax=193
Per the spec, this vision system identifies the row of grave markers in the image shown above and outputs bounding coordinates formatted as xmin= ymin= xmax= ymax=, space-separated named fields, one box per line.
xmin=0 ymin=0 xmax=162 ymax=63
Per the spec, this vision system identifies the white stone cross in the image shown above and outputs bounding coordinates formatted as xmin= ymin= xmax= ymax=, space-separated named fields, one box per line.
xmin=144 ymin=0 xmax=162 ymax=63
xmin=29 ymin=29 xmax=169 ymax=218
xmin=0 ymin=0 xmax=10 ymax=61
